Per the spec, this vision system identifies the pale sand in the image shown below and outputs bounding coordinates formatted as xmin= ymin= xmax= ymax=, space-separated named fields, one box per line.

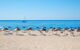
xmin=0 ymin=30 xmax=80 ymax=50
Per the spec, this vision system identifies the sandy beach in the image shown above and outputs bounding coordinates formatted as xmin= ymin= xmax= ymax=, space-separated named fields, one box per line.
xmin=0 ymin=30 xmax=80 ymax=50
xmin=0 ymin=0 xmax=80 ymax=49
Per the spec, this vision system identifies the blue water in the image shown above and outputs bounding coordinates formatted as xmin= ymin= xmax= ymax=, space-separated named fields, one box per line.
xmin=0 ymin=20 xmax=80 ymax=30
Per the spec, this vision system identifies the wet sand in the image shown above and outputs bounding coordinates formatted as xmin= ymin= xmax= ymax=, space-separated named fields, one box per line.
xmin=0 ymin=30 xmax=80 ymax=50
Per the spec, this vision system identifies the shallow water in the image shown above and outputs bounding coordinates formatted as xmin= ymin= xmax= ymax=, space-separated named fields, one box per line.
xmin=0 ymin=20 xmax=80 ymax=30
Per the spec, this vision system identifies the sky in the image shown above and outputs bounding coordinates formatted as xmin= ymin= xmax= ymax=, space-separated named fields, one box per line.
xmin=0 ymin=0 xmax=80 ymax=20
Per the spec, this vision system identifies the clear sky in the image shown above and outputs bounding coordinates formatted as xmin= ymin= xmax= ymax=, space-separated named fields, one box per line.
xmin=0 ymin=0 xmax=80 ymax=20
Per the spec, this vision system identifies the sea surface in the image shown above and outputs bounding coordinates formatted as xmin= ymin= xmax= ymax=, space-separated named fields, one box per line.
xmin=0 ymin=20 xmax=80 ymax=30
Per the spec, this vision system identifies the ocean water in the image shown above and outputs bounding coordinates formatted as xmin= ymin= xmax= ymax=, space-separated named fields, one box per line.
xmin=0 ymin=20 xmax=80 ymax=30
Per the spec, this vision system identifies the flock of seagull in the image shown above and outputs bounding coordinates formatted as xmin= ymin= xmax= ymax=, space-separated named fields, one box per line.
xmin=0 ymin=26 xmax=80 ymax=37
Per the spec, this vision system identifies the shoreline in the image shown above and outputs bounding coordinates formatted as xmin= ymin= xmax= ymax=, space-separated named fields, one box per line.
xmin=0 ymin=29 xmax=80 ymax=37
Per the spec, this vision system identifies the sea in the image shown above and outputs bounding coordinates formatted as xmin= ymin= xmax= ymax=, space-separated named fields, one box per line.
xmin=0 ymin=20 xmax=80 ymax=30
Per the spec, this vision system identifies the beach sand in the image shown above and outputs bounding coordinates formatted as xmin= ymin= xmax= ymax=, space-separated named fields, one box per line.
xmin=0 ymin=30 xmax=80 ymax=50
